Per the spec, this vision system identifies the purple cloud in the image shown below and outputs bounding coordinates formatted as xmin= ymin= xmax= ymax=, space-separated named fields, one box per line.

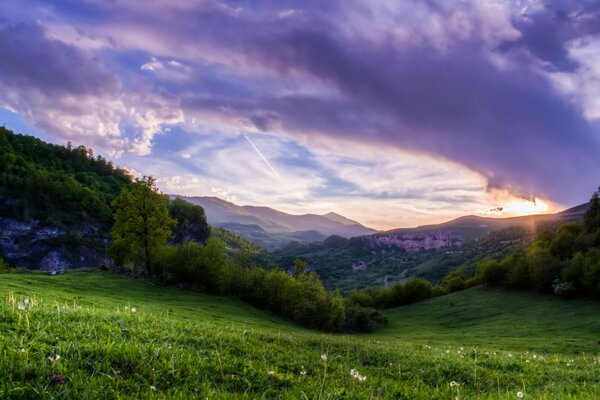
xmin=1 ymin=0 xmax=599 ymax=210
xmin=0 ymin=23 xmax=117 ymax=96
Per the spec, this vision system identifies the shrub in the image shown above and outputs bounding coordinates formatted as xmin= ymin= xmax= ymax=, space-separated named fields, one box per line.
xmin=0 ymin=257 xmax=15 ymax=274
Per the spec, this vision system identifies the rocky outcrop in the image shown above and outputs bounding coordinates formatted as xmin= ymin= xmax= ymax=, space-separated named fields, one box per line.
xmin=0 ymin=217 xmax=112 ymax=271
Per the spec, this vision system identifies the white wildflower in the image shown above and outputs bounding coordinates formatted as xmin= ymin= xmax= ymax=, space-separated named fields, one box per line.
xmin=131 ymin=307 xmax=137 ymax=313
xmin=150 ymin=386 xmax=157 ymax=391
xmin=23 ymin=298 xmax=30 ymax=305
xmin=17 ymin=303 xmax=26 ymax=311
xmin=268 ymin=370 xmax=274 ymax=375
xmin=48 ymin=354 xmax=61 ymax=363
xmin=321 ymin=353 xmax=327 ymax=361
xmin=450 ymin=381 xmax=460 ymax=387
xmin=300 ymin=366 xmax=306 ymax=375
xmin=517 ymin=391 xmax=524 ymax=398
xmin=350 ymin=368 xmax=366 ymax=381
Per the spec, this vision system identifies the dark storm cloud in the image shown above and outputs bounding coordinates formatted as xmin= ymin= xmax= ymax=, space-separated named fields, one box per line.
xmin=246 ymin=26 xmax=600 ymax=202
xmin=499 ymin=1 xmax=600 ymax=71
xmin=0 ymin=23 xmax=118 ymax=96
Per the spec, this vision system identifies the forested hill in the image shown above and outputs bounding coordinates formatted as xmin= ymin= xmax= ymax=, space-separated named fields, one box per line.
xmin=0 ymin=127 xmax=133 ymax=227
xmin=0 ymin=127 xmax=134 ymax=269
xmin=0 ymin=128 xmax=222 ymax=270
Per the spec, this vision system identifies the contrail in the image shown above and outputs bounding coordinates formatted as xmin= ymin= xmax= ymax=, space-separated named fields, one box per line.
xmin=244 ymin=134 xmax=281 ymax=178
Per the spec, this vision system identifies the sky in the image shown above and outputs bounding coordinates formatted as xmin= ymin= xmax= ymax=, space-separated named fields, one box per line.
xmin=1 ymin=0 xmax=599 ymax=230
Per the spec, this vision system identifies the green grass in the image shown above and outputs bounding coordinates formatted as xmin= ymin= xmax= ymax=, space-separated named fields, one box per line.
xmin=375 ymin=287 xmax=600 ymax=353
xmin=1 ymin=271 xmax=600 ymax=399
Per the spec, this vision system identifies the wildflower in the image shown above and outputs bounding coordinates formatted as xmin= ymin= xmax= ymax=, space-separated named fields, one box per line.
xmin=48 ymin=354 xmax=61 ymax=363
xmin=450 ymin=381 xmax=460 ymax=387
xmin=23 ymin=298 xmax=30 ymax=305
xmin=517 ymin=391 xmax=524 ymax=398
xmin=300 ymin=366 xmax=306 ymax=375
xmin=268 ymin=370 xmax=275 ymax=375
xmin=321 ymin=353 xmax=327 ymax=361
xmin=131 ymin=307 xmax=137 ymax=313
xmin=17 ymin=303 xmax=26 ymax=311
xmin=350 ymin=368 xmax=366 ymax=382
xmin=150 ymin=386 xmax=157 ymax=391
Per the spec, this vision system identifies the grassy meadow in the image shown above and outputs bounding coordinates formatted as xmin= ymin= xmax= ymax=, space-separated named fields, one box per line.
xmin=1 ymin=270 xmax=600 ymax=399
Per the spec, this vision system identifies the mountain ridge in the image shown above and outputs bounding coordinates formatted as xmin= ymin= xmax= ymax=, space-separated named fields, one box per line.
xmin=172 ymin=195 xmax=377 ymax=249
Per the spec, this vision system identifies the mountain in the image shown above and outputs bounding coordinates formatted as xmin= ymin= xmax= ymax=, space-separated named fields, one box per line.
xmin=270 ymin=204 xmax=590 ymax=292
xmin=172 ymin=195 xmax=377 ymax=249
xmin=381 ymin=207 xmax=588 ymax=242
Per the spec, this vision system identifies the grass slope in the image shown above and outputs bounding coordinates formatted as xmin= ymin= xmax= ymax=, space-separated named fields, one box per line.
xmin=1 ymin=271 xmax=600 ymax=399
xmin=376 ymin=287 xmax=600 ymax=353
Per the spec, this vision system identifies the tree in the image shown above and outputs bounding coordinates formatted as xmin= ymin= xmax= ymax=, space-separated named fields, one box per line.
xmin=169 ymin=198 xmax=210 ymax=244
xmin=292 ymin=258 xmax=308 ymax=277
xmin=110 ymin=176 xmax=176 ymax=274
xmin=584 ymin=187 xmax=600 ymax=233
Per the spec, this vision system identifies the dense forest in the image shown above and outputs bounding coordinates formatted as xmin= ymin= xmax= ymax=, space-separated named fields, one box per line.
xmin=0 ymin=127 xmax=131 ymax=228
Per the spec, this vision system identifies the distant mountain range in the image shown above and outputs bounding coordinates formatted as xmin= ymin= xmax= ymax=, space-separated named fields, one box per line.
xmin=172 ymin=196 xmax=378 ymax=249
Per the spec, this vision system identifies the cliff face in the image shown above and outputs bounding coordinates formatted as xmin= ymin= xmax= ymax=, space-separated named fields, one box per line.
xmin=0 ymin=216 xmax=112 ymax=271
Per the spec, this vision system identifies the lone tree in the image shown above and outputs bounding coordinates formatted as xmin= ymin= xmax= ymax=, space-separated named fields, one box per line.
xmin=110 ymin=176 xmax=176 ymax=275
xmin=584 ymin=186 xmax=600 ymax=233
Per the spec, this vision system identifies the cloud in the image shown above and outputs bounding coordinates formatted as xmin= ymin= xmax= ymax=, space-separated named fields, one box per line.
xmin=1 ymin=0 xmax=599 ymax=227
xmin=0 ymin=22 xmax=183 ymax=156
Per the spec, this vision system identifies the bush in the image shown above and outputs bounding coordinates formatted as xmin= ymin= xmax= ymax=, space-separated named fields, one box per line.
xmin=343 ymin=304 xmax=387 ymax=332
xmin=476 ymin=258 xmax=509 ymax=286
xmin=438 ymin=270 xmax=466 ymax=294
xmin=0 ymin=257 xmax=15 ymax=274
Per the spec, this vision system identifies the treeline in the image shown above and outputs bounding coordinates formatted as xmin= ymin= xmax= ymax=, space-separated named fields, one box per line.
xmin=476 ymin=188 xmax=600 ymax=298
xmin=0 ymin=127 xmax=132 ymax=227
xmin=154 ymin=241 xmax=346 ymax=330
xmin=110 ymin=178 xmax=379 ymax=332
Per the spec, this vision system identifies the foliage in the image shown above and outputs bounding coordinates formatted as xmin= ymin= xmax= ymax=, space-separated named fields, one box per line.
xmin=210 ymin=226 xmax=265 ymax=264
xmin=0 ymin=127 xmax=132 ymax=228
xmin=475 ymin=187 xmax=600 ymax=299
xmin=347 ymin=278 xmax=433 ymax=310
xmin=435 ymin=270 xmax=467 ymax=295
xmin=584 ymin=186 xmax=600 ymax=233
xmin=110 ymin=177 xmax=176 ymax=273
xmin=168 ymin=198 xmax=210 ymax=244
xmin=154 ymin=241 xmax=346 ymax=331
xmin=2 ymin=271 xmax=600 ymax=399
xmin=0 ymin=257 xmax=15 ymax=274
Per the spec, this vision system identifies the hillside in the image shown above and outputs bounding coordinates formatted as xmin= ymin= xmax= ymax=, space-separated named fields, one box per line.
xmin=271 ymin=207 xmax=588 ymax=292
xmin=1 ymin=271 xmax=598 ymax=399
xmin=0 ymin=127 xmax=133 ymax=269
xmin=174 ymin=195 xmax=377 ymax=249
xmin=0 ymin=128 xmax=236 ymax=270
xmin=376 ymin=286 xmax=600 ymax=353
